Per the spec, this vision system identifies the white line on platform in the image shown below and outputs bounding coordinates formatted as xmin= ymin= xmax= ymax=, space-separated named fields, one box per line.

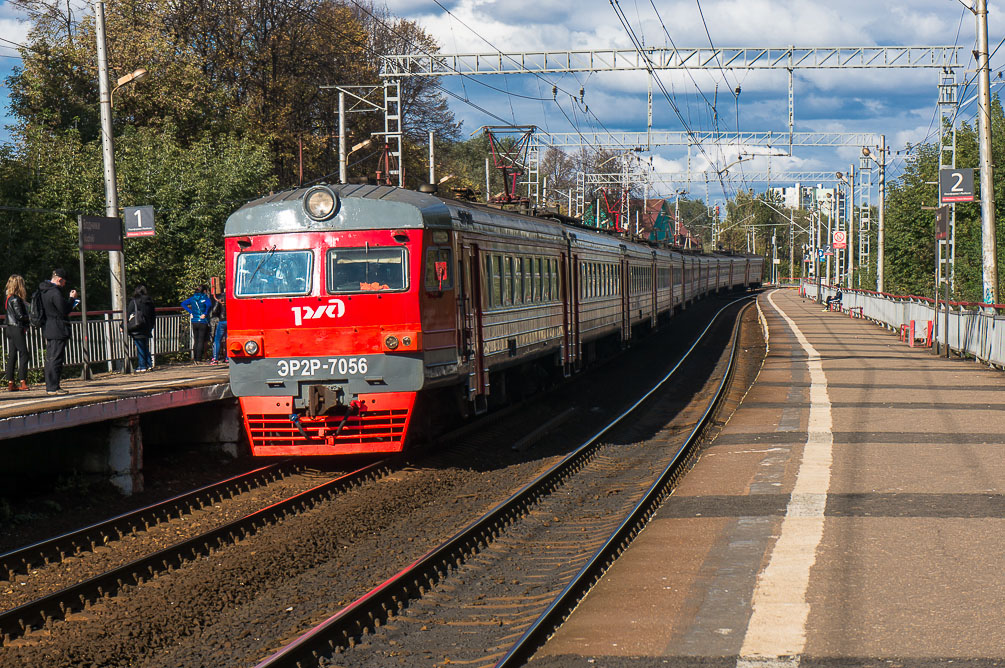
xmin=736 ymin=290 xmax=833 ymax=668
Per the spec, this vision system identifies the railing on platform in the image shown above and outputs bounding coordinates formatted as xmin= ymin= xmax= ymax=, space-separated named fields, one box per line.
xmin=0 ymin=309 xmax=191 ymax=373
xmin=798 ymin=279 xmax=1005 ymax=367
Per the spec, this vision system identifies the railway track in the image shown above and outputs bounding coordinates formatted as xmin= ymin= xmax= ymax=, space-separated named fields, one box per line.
xmin=0 ymin=294 xmax=759 ymax=667
xmin=0 ymin=460 xmax=391 ymax=643
xmin=253 ymin=296 xmax=755 ymax=668
xmin=0 ymin=462 xmax=292 ymax=582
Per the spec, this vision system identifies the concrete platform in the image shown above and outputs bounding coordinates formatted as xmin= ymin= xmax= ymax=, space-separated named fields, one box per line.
xmin=0 ymin=363 xmax=231 ymax=440
xmin=1 ymin=363 xmax=235 ymax=495
xmin=536 ymin=288 xmax=1005 ymax=666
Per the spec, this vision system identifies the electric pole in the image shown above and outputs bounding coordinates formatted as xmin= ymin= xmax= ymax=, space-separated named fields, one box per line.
xmin=977 ymin=0 xmax=998 ymax=307
xmin=95 ymin=0 xmax=127 ymax=338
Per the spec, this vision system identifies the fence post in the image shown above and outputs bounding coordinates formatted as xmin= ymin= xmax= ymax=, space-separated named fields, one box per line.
xmin=150 ymin=313 xmax=158 ymax=368
xmin=102 ymin=313 xmax=113 ymax=372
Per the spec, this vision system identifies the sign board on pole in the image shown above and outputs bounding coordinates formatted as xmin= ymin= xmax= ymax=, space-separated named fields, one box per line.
xmin=939 ymin=167 xmax=975 ymax=204
xmin=936 ymin=205 xmax=950 ymax=241
xmin=124 ymin=205 xmax=155 ymax=238
xmin=78 ymin=215 xmax=123 ymax=251
xmin=832 ymin=230 xmax=847 ymax=249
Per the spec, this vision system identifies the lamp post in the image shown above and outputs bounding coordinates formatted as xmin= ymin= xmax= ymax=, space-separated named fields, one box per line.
xmin=95 ymin=1 xmax=147 ymax=370
xmin=862 ymin=142 xmax=886 ymax=292
xmin=836 ymin=168 xmax=855 ymax=288
xmin=94 ymin=0 xmax=128 ymax=364
xmin=112 ymin=68 xmax=148 ymax=106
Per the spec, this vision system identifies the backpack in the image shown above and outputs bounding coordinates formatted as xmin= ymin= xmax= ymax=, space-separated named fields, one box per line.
xmin=127 ymin=299 xmax=148 ymax=333
xmin=29 ymin=289 xmax=46 ymax=328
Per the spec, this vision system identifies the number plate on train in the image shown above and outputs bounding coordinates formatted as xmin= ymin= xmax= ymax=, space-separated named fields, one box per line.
xmin=276 ymin=357 xmax=369 ymax=377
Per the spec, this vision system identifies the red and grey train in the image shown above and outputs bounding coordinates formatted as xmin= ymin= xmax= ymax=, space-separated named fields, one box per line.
xmin=224 ymin=184 xmax=763 ymax=456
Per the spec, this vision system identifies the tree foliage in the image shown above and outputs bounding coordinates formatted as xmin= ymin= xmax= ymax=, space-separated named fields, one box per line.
xmin=882 ymin=95 xmax=1005 ymax=303
xmin=2 ymin=0 xmax=460 ymax=307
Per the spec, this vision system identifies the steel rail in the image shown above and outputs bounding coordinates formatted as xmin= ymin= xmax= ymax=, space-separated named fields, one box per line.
xmin=496 ymin=299 xmax=752 ymax=666
xmin=0 ymin=462 xmax=294 ymax=581
xmin=253 ymin=294 xmax=754 ymax=668
xmin=0 ymin=460 xmax=392 ymax=642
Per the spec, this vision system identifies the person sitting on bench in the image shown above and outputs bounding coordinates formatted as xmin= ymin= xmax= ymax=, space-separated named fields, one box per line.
xmin=824 ymin=289 xmax=843 ymax=309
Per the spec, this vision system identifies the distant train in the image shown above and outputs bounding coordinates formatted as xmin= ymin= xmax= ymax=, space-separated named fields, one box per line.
xmin=223 ymin=184 xmax=763 ymax=456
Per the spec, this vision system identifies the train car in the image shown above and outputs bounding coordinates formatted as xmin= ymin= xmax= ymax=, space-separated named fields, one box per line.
xmin=224 ymin=184 xmax=761 ymax=456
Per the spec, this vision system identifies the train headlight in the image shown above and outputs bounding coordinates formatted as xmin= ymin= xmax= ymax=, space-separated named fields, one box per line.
xmin=401 ymin=336 xmax=412 ymax=347
xmin=304 ymin=186 xmax=338 ymax=221
xmin=244 ymin=340 xmax=260 ymax=355
xmin=384 ymin=335 xmax=399 ymax=350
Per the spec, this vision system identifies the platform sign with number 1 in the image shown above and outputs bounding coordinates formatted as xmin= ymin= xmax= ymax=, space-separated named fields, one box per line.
xmin=124 ymin=205 xmax=155 ymax=238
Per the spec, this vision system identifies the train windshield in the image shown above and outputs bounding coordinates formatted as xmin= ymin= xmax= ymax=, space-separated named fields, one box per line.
xmin=327 ymin=247 xmax=408 ymax=293
xmin=235 ymin=249 xmax=313 ymax=297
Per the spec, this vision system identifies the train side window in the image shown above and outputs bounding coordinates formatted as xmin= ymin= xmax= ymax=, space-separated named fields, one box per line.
xmin=513 ymin=257 xmax=524 ymax=305
xmin=492 ymin=255 xmax=503 ymax=306
xmin=504 ymin=256 xmax=513 ymax=305
xmin=542 ymin=260 xmax=550 ymax=302
xmin=526 ymin=257 xmax=534 ymax=301
xmin=236 ymin=249 xmax=313 ymax=297
xmin=532 ymin=257 xmax=541 ymax=302
xmin=424 ymin=247 xmax=453 ymax=291
xmin=484 ymin=255 xmax=494 ymax=307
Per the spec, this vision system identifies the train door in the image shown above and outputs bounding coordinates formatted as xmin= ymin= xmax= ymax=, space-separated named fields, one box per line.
xmin=650 ymin=253 xmax=657 ymax=326
xmin=459 ymin=243 xmax=487 ymax=405
xmin=561 ymin=251 xmax=580 ymax=373
xmin=620 ymin=247 xmax=630 ymax=343
xmin=681 ymin=255 xmax=688 ymax=306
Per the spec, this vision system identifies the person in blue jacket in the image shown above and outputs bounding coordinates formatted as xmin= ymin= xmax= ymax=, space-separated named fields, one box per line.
xmin=181 ymin=285 xmax=212 ymax=362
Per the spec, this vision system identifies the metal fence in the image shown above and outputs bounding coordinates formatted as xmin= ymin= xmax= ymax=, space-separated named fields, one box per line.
xmin=0 ymin=309 xmax=192 ymax=373
xmin=799 ymin=280 xmax=1005 ymax=367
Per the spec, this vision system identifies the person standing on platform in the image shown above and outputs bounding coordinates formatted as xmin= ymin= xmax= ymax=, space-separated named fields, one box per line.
xmin=209 ymin=292 xmax=227 ymax=365
xmin=126 ymin=285 xmax=156 ymax=372
xmin=181 ymin=284 xmax=212 ymax=363
xmin=39 ymin=268 xmax=78 ymax=396
xmin=4 ymin=274 xmax=30 ymax=391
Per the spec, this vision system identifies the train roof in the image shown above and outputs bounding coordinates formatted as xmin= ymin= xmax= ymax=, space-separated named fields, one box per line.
xmin=224 ymin=184 xmax=761 ymax=262
xmin=224 ymin=184 xmax=452 ymax=237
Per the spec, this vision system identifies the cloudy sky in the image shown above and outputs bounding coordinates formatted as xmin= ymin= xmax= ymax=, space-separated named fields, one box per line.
xmin=382 ymin=0 xmax=1005 ymax=199
xmin=0 ymin=1 xmax=1001 ymax=201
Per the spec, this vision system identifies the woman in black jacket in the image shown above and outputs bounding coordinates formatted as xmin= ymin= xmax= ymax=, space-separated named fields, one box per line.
xmin=4 ymin=274 xmax=30 ymax=391
xmin=126 ymin=285 xmax=157 ymax=372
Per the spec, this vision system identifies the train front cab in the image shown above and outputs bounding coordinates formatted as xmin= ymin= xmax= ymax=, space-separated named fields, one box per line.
xmin=224 ymin=187 xmax=448 ymax=456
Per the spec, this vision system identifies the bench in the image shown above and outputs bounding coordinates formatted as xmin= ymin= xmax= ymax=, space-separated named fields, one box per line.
xmin=847 ymin=306 xmax=864 ymax=319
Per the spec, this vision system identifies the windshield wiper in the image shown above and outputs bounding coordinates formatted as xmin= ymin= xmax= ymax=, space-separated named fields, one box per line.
xmin=248 ymin=245 xmax=278 ymax=284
